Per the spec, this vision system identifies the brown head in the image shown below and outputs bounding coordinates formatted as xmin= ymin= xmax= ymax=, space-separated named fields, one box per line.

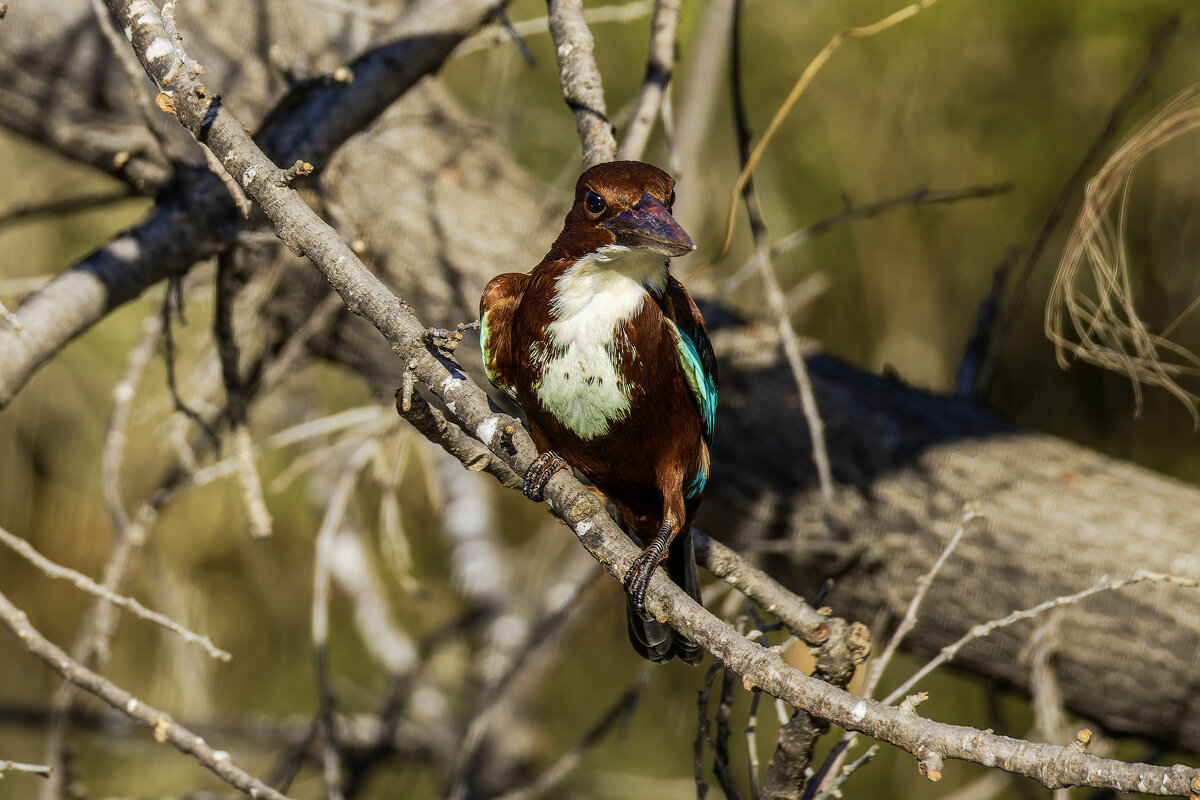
xmin=547 ymin=161 xmax=695 ymax=261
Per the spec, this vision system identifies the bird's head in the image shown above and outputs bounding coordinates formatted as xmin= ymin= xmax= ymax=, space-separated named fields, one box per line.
xmin=550 ymin=161 xmax=695 ymax=260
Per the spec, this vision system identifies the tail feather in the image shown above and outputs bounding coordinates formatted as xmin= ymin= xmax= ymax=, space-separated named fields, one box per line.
xmin=626 ymin=529 xmax=703 ymax=665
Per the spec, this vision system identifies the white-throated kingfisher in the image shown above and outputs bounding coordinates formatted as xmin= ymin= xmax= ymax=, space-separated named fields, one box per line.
xmin=479 ymin=161 xmax=717 ymax=665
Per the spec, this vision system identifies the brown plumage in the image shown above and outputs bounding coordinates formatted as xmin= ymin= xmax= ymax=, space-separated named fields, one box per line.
xmin=480 ymin=161 xmax=717 ymax=664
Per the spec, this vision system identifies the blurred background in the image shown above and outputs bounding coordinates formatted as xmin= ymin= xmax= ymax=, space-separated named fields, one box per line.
xmin=2 ymin=0 xmax=1199 ymax=797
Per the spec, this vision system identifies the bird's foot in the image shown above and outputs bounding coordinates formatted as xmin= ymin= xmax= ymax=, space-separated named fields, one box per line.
xmin=522 ymin=451 xmax=566 ymax=501
xmin=622 ymin=522 xmax=674 ymax=621
xmin=623 ymin=551 xmax=659 ymax=622
xmin=424 ymin=320 xmax=480 ymax=353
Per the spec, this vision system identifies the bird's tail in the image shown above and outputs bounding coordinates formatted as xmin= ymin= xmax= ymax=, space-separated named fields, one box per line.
xmin=626 ymin=528 xmax=703 ymax=665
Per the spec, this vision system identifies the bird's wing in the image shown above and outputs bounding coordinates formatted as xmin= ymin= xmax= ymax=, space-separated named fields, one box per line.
xmin=479 ymin=272 xmax=528 ymax=401
xmin=662 ymin=276 xmax=718 ymax=444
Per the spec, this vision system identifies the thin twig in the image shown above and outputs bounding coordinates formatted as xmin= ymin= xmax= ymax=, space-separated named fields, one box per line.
xmin=101 ymin=308 xmax=163 ymax=533
xmin=0 ymin=524 xmax=231 ymax=661
xmin=864 ymin=505 xmax=980 ymax=697
xmin=811 ymin=745 xmax=878 ymax=800
xmin=0 ymin=589 xmax=292 ymax=800
xmin=730 ymin=0 xmax=835 ymax=511
xmin=0 ymin=300 xmax=19 ymax=330
xmin=617 ymin=0 xmax=683 ymax=161
xmin=328 ymin=528 xmax=418 ymax=676
xmin=882 ymin=570 xmax=1199 ymax=706
xmin=673 ymin=0 xmax=734 ymax=196
xmin=714 ymin=667 xmax=748 ymax=800
xmin=695 ymin=660 xmax=722 ymax=800
xmin=0 ymin=760 xmax=53 ymax=779
xmin=191 ymin=406 xmax=389 ymax=488
xmin=215 ymin=254 xmax=273 ymax=538
xmin=1027 ymin=611 xmax=1070 ymax=745
xmin=312 ymin=440 xmax=378 ymax=800
xmin=454 ymin=2 xmax=655 ymax=58
xmin=956 ymin=251 xmax=1015 ymax=399
xmin=715 ymin=183 xmax=1012 ymax=293
xmin=161 ymin=287 xmax=220 ymax=450
xmin=747 ymin=690 xmax=762 ymax=800
xmin=719 ymin=0 xmax=947 ymax=257
xmin=0 ymin=190 xmax=139 ymax=232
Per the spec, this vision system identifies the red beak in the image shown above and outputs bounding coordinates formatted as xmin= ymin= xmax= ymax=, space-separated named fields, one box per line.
xmin=602 ymin=192 xmax=695 ymax=256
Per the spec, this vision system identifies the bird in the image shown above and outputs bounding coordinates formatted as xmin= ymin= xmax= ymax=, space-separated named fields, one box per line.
xmin=479 ymin=160 xmax=717 ymax=664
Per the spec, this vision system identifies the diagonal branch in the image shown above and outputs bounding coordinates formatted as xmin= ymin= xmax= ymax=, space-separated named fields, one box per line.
xmin=0 ymin=524 xmax=230 ymax=661
xmin=88 ymin=2 xmax=1200 ymax=796
xmin=0 ymin=588 xmax=294 ymax=800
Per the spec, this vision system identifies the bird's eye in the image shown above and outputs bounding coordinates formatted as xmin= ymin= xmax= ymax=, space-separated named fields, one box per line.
xmin=585 ymin=190 xmax=607 ymax=215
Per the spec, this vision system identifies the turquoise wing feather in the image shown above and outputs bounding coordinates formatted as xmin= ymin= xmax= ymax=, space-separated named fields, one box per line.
xmin=667 ymin=318 xmax=718 ymax=442
xmin=662 ymin=277 xmax=718 ymax=499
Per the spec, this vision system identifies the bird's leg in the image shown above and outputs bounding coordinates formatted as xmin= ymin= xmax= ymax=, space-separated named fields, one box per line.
xmin=623 ymin=512 xmax=681 ymax=621
xmin=522 ymin=451 xmax=566 ymax=501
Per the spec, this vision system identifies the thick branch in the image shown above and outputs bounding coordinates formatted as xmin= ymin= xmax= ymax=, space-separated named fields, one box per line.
xmin=547 ymin=0 xmax=616 ymax=166
xmin=0 ymin=0 xmax=498 ymax=410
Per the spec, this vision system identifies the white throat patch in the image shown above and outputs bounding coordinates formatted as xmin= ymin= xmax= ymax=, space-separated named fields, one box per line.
xmin=533 ymin=246 xmax=668 ymax=439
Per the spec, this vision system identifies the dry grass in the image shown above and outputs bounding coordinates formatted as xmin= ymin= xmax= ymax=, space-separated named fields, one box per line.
xmin=1047 ymin=85 xmax=1200 ymax=421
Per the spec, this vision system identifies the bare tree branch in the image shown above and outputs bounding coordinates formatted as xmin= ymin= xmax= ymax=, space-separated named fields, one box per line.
xmin=0 ymin=588 xmax=294 ymax=800
xmin=716 ymin=182 xmax=1012 ymax=296
xmin=0 ymin=524 xmax=230 ymax=661
xmin=882 ymin=570 xmax=1199 ymax=707
xmin=0 ymin=760 xmax=52 ymax=779
xmin=617 ymin=0 xmax=682 ymax=161
xmin=547 ymin=0 xmax=617 ymax=166
xmin=454 ymin=1 xmax=655 ymax=59
xmin=729 ymin=0 xmax=835 ymax=512
xmin=0 ymin=0 xmax=499 ymax=411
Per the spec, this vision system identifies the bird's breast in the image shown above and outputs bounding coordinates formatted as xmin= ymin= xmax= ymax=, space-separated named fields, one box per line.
xmin=531 ymin=253 xmax=663 ymax=440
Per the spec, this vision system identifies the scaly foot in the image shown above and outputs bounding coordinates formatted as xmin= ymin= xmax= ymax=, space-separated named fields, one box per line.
xmin=522 ymin=451 xmax=566 ymax=501
xmin=622 ymin=519 xmax=675 ymax=621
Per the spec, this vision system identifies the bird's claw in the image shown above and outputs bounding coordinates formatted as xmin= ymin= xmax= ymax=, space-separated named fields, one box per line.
xmin=623 ymin=553 xmax=658 ymax=622
xmin=522 ymin=451 xmax=566 ymax=501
